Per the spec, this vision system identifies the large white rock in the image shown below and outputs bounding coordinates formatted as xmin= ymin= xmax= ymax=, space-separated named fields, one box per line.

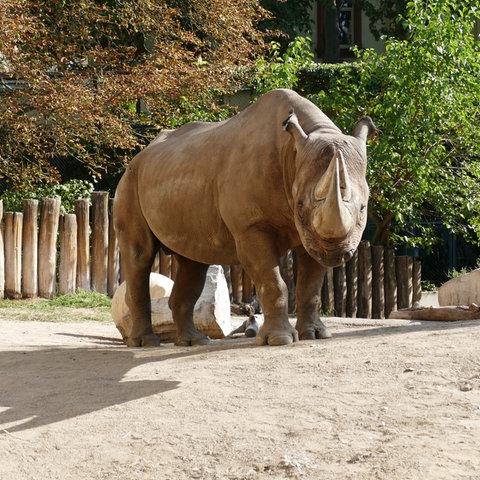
xmin=438 ymin=268 xmax=480 ymax=306
xmin=112 ymin=266 xmax=232 ymax=343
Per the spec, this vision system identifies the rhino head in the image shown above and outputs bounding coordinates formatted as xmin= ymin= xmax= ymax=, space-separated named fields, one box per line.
xmin=284 ymin=112 xmax=377 ymax=268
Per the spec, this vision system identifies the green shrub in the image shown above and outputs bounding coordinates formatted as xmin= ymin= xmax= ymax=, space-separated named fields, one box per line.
xmin=0 ymin=179 xmax=94 ymax=213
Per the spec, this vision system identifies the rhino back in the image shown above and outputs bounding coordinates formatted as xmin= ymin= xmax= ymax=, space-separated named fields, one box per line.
xmin=128 ymin=90 xmax=337 ymax=263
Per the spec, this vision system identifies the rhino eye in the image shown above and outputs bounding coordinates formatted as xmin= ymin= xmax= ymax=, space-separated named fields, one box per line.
xmin=360 ymin=204 xmax=366 ymax=213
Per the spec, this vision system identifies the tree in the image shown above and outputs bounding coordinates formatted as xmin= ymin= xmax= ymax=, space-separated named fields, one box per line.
xmin=0 ymin=0 xmax=268 ymax=191
xmin=311 ymin=0 xmax=480 ymax=248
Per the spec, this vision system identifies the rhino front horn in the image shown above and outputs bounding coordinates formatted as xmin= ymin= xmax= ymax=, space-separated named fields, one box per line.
xmin=313 ymin=151 xmax=353 ymax=239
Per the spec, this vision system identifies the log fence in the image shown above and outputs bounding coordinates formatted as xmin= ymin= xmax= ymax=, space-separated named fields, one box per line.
xmin=0 ymin=193 xmax=421 ymax=318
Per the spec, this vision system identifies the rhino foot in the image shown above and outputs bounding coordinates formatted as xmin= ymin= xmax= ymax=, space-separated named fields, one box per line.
xmin=125 ymin=332 xmax=161 ymax=348
xmin=298 ymin=324 xmax=332 ymax=340
xmin=256 ymin=326 xmax=299 ymax=346
xmin=175 ymin=332 xmax=211 ymax=347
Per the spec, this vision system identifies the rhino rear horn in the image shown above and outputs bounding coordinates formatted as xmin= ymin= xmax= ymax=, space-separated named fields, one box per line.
xmin=283 ymin=111 xmax=308 ymax=142
xmin=353 ymin=116 xmax=378 ymax=143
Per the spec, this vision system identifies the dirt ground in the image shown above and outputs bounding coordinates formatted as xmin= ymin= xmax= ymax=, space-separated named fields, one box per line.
xmin=1 ymin=315 xmax=480 ymax=480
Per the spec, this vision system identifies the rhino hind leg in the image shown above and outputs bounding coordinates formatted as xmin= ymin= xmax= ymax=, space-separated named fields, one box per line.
xmin=168 ymin=256 xmax=211 ymax=347
xmin=294 ymin=247 xmax=332 ymax=341
xmin=113 ymin=177 xmax=161 ymax=347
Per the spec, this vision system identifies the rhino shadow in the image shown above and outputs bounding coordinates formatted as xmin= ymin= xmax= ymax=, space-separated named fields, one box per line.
xmin=0 ymin=345 xmax=183 ymax=434
xmin=0 ymin=331 xmax=257 ymax=434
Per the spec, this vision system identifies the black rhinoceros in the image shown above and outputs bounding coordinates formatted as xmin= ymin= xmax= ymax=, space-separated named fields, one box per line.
xmin=113 ymin=88 xmax=376 ymax=347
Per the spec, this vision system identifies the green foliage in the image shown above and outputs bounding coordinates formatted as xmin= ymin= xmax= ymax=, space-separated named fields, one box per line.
xmin=0 ymin=179 xmax=94 ymax=213
xmin=168 ymin=95 xmax=234 ymax=129
xmin=308 ymin=0 xmax=480 ymax=249
xmin=258 ymin=0 xmax=314 ymax=49
xmin=253 ymin=36 xmax=315 ymax=95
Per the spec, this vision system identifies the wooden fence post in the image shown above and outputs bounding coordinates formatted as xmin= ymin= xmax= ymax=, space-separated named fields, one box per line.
xmin=413 ymin=260 xmax=422 ymax=305
xmin=4 ymin=212 xmax=23 ymax=299
xmin=345 ymin=249 xmax=358 ymax=318
xmin=280 ymin=251 xmax=296 ymax=313
xmin=395 ymin=255 xmax=413 ymax=309
xmin=357 ymin=240 xmax=372 ymax=318
xmin=333 ymin=264 xmax=346 ymax=317
xmin=0 ymin=200 xmax=4 ymax=299
xmin=38 ymin=198 xmax=61 ymax=299
xmin=384 ymin=248 xmax=397 ymax=318
xmin=22 ymin=199 xmax=38 ymax=298
xmin=242 ymin=270 xmax=254 ymax=304
xmin=231 ymin=264 xmax=243 ymax=303
xmin=321 ymin=268 xmax=334 ymax=314
xmin=371 ymin=245 xmax=385 ymax=319
xmin=91 ymin=191 xmax=109 ymax=293
xmin=159 ymin=250 xmax=171 ymax=278
xmin=75 ymin=198 xmax=90 ymax=291
xmin=108 ymin=198 xmax=119 ymax=297
xmin=59 ymin=214 xmax=77 ymax=295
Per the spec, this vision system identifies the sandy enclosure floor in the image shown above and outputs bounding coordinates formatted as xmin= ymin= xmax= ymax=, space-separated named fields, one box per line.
xmin=1 ymin=316 xmax=480 ymax=480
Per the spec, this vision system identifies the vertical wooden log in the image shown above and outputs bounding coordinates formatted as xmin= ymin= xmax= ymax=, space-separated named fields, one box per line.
xmin=159 ymin=250 xmax=171 ymax=278
xmin=108 ymin=198 xmax=120 ymax=297
xmin=91 ymin=191 xmax=109 ymax=293
xmin=357 ymin=240 xmax=372 ymax=318
xmin=38 ymin=198 xmax=61 ymax=299
xmin=222 ymin=265 xmax=232 ymax=299
xmin=0 ymin=200 xmax=5 ymax=299
xmin=345 ymin=249 xmax=358 ymax=318
xmin=59 ymin=214 xmax=77 ymax=295
xmin=395 ymin=256 xmax=413 ymax=309
xmin=75 ymin=198 xmax=90 ymax=291
xmin=371 ymin=245 xmax=385 ymax=318
xmin=231 ymin=264 xmax=243 ymax=303
xmin=151 ymin=252 xmax=160 ymax=273
xmin=384 ymin=248 xmax=397 ymax=318
xmin=242 ymin=269 xmax=254 ymax=304
xmin=407 ymin=256 xmax=413 ymax=306
xmin=22 ymin=199 xmax=38 ymax=298
xmin=171 ymin=254 xmax=178 ymax=281
xmin=321 ymin=268 xmax=334 ymax=314
xmin=413 ymin=260 xmax=422 ymax=305
xmin=333 ymin=264 xmax=346 ymax=317
xmin=280 ymin=251 xmax=296 ymax=313
xmin=4 ymin=212 xmax=23 ymax=299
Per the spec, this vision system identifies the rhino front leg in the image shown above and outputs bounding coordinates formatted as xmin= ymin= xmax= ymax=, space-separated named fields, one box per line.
xmin=237 ymin=232 xmax=298 ymax=346
xmin=294 ymin=246 xmax=332 ymax=340
xmin=169 ymin=256 xmax=211 ymax=346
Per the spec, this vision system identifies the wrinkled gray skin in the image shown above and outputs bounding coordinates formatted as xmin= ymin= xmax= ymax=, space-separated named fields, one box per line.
xmin=113 ymin=89 xmax=377 ymax=347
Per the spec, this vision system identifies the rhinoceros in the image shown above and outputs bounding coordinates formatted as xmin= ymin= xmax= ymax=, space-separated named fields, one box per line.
xmin=113 ymin=88 xmax=376 ymax=347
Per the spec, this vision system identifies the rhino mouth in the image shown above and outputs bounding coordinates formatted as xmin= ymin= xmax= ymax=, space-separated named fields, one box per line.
xmin=298 ymin=220 xmax=357 ymax=268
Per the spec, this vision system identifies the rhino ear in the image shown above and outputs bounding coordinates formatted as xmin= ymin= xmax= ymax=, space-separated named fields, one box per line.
xmin=353 ymin=116 xmax=378 ymax=143
xmin=283 ymin=110 xmax=308 ymax=143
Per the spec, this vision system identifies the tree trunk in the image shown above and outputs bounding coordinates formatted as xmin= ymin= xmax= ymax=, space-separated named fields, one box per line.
xmin=323 ymin=1 xmax=341 ymax=63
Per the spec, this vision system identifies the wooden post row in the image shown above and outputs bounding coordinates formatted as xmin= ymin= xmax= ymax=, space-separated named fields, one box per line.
xmin=0 ymin=200 xmax=4 ymax=298
xmin=22 ymin=200 xmax=38 ymax=298
xmin=371 ymin=245 xmax=385 ymax=319
xmin=59 ymin=213 xmax=77 ymax=295
xmin=384 ymin=248 xmax=397 ymax=318
xmin=91 ymin=191 xmax=109 ymax=293
xmin=38 ymin=198 xmax=61 ymax=299
xmin=4 ymin=212 xmax=23 ymax=299
xmin=108 ymin=198 xmax=119 ymax=297
xmin=357 ymin=240 xmax=372 ymax=318
xmin=75 ymin=198 xmax=90 ymax=291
